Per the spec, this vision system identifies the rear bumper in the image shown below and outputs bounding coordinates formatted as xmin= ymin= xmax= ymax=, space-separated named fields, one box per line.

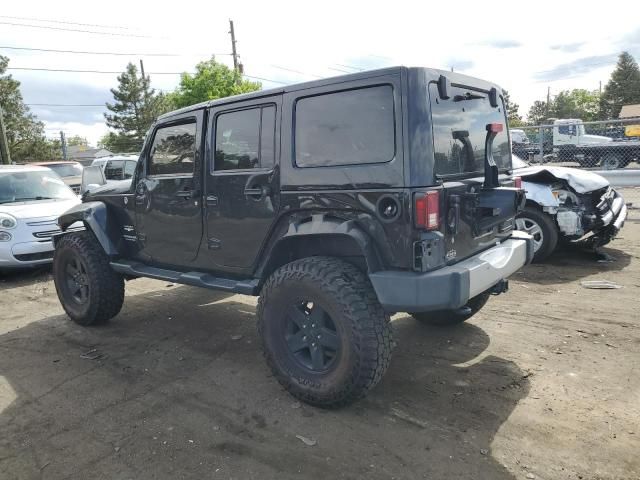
xmin=369 ymin=231 xmax=533 ymax=313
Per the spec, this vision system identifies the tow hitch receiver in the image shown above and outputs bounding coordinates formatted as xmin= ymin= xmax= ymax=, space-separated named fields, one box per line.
xmin=490 ymin=279 xmax=509 ymax=295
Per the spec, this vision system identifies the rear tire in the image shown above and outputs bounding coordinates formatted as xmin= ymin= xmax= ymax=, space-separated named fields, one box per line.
xmin=410 ymin=291 xmax=491 ymax=326
xmin=257 ymin=257 xmax=393 ymax=408
xmin=53 ymin=231 xmax=124 ymax=326
xmin=515 ymin=206 xmax=559 ymax=262
xmin=601 ymin=153 xmax=623 ymax=170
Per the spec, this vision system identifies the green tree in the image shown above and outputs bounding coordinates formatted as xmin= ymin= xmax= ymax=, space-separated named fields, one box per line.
xmin=503 ymin=90 xmax=524 ymax=127
xmin=98 ymin=131 xmax=141 ymax=153
xmin=551 ymin=89 xmax=601 ymax=121
xmin=168 ymin=57 xmax=261 ymax=109
xmin=104 ymin=62 xmax=166 ymax=152
xmin=600 ymin=51 xmax=640 ymax=119
xmin=66 ymin=135 xmax=89 ymax=147
xmin=0 ymin=55 xmax=57 ymax=162
xmin=527 ymin=100 xmax=550 ymax=125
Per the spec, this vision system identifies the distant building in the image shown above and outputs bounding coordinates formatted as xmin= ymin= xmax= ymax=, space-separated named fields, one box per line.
xmin=67 ymin=146 xmax=113 ymax=166
xmin=619 ymin=104 xmax=640 ymax=119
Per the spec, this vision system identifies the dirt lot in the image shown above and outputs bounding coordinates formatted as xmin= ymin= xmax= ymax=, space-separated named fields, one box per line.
xmin=1 ymin=223 xmax=639 ymax=480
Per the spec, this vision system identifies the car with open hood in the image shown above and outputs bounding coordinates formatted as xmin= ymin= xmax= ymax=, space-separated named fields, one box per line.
xmin=513 ymin=155 xmax=627 ymax=261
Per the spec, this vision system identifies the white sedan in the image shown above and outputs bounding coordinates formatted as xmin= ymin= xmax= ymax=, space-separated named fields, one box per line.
xmin=0 ymin=165 xmax=80 ymax=270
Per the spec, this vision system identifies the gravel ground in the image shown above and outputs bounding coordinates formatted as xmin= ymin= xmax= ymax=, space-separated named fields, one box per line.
xmin=0 ymin=222 xmax=639 ymax=480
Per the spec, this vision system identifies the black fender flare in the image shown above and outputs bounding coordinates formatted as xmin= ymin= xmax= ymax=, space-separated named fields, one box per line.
xmin=55 ymin=201 xmax=118 ymax=256
xmin=256 ymin=213 xmax=384 ymax=280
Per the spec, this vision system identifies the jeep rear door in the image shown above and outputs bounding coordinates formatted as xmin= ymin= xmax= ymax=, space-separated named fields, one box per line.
xmin=134 ymin=110 xmax=204 ymax=266
xmin=427 ymin=82 xmax=517 ymax=262
xmin=203 ymin=96 xmax=281 ymax=273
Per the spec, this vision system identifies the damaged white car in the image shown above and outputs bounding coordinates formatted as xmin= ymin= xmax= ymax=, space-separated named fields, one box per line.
xmin=513 ymin=155 xmax=627 ymax=261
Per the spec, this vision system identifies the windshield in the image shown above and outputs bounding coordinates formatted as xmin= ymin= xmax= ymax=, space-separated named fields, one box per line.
xmin=43 ymin=163 xmax=83 ymax=177
xmin=0 ymin=170 xmax=77 ymax=204
xmin=511 ymin=155 xmax=529 ymax=169
xmin=429 ymin=83 xmax=511 ymax=177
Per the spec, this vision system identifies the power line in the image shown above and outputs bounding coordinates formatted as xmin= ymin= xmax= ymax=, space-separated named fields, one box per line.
xmin=270 ymin=65 xmax=323 ymax=79
xmin=9 ymin=66 xmax=288 ymax=84
xmin=0 ymin=21 xmax=153 ymax=38
xmin=8 ymin=66 xmax=187 ymax=74
xmin=0 ymin=14 xmax=129 ymax=30
xmin=0 ymin=46 xmax=231 ymax=57
xmin=0 ymin=45 xmax=233 ymax=57
xmin=27 ymin=103 xmax=105 ymax=107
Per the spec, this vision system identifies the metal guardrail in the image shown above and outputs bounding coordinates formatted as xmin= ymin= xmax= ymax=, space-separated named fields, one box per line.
xmin=593 ymin=169 xmax=640 ymax=187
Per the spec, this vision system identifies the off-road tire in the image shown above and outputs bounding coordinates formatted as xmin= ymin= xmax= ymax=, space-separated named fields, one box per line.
xmin=257 ymin=257 xmax=393 ymax=408
xmin=53 ymin=231 xmax=124 ymax=326
xmin=410 ymin=291 xmax=491 ymax=326
xmin=516 ymin=206 xmax=559 ymax=262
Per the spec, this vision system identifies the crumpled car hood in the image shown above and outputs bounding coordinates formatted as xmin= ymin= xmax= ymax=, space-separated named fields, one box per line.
xmin=515 ymin=165 xmax=609 ymax=194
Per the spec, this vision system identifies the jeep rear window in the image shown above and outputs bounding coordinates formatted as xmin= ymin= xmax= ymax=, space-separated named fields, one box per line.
xmin=429 ymin=84 xmax=510 ymax=177
xmin=295 ymin=85 xmax=395 ymax=167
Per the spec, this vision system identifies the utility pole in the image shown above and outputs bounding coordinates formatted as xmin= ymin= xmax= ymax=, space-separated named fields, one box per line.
xmin=229 ymin=19 xmax=239 ymax=72
xmin=60 ymin=131 xmax=68 ymax=161
xmin=0 ymin=107 xmax=10 ymax=165
xmin=546 ymin=86 xmax=551 ymax=118
xmin=139 ymin=59 xmax=146 ymax=79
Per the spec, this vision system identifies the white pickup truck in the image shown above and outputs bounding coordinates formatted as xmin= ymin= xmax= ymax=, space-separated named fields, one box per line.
xmin=552 ymin=119 xmax=640 ymax=169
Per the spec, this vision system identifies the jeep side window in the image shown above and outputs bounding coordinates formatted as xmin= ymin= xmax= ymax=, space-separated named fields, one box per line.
xmin=214 ymin=105 xmax=276 ymax=171
xmin=294 ymin=85 xmax=395 ymax=168
xmin=148 ymin=122 xmax=197 ymax=176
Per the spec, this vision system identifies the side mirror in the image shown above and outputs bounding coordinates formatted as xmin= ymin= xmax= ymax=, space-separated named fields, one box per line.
xmin=81 ymin=166 xmax=106 ymax=194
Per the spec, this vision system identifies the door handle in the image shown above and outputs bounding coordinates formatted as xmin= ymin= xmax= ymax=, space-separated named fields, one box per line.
xmin=243 ymin=187 xmax=263 ymax=196
xmin=244 ymin=185 xmax=271 ymax=198
xmin=176 ymin=189 xmax=199 ymax=199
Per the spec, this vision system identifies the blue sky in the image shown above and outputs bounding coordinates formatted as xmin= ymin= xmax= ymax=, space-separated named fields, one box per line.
xmin=1 ymin=0 xmax=639 ymax=146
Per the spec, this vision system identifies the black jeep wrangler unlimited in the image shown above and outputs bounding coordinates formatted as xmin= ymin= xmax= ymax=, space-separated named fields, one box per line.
xmin=53 ymin=67 xmax=533 ymax=407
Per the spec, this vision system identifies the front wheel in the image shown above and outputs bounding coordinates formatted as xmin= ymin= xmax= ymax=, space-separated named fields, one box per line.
xmin=410 ymin=291 xmax=491 ymax=326
xmin=257 ymin=257 xmax=393 ymax=408
xmin=515 ymin=206 xmax=559 ymax=262
xmin=53 ymin=231 xmax=125 ymax=326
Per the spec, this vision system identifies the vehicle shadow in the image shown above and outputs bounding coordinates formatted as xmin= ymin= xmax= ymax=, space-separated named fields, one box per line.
xmin=0 ymin=265 xmax=52 ymax=291
xmin=0 ymin=284 xmax=526 ymax=479
xmin=519 ymin=243 xmax=632 ymax=285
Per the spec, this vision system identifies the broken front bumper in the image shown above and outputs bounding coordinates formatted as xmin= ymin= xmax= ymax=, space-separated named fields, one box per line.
xmin=369 ymin=231 xmax=534 ymax=313
xmin=578 ymin=190 xmax=627 ymax=248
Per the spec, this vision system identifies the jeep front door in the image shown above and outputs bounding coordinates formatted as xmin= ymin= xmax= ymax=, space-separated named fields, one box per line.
xmin=134 ymin=112 xmax=204 ymax=266
xmin=204 ymin=100 xmax=280 ymax=272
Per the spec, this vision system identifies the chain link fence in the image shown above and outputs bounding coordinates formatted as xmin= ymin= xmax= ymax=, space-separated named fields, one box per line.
xmin=515 ymin=118 xmax=640 ymax=220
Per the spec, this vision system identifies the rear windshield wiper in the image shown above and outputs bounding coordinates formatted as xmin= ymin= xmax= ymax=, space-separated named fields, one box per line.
xmin=453 ymin=92 xmax=485 ymax=102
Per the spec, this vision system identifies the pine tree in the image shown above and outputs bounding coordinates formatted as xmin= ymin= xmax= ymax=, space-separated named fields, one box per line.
xmin=0 ymin=55 xmax=58 ymax=161
xmin=503 ymin=90 xmax=523 ymax=126
xmin=600 ymin=52 xmax=640 ymax=119
xmin=104 ymin=63 xmax=166 ymax=152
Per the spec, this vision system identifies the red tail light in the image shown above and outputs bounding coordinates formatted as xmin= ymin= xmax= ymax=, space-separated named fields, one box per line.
xmin=514 ymin=176 xmax=522 ymax=189
xmin=415 ymin=191 xmax=440 ymax=230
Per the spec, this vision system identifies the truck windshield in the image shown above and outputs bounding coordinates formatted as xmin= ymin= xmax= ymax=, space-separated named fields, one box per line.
xmin=429 ymin=84 xmax=511 ymax=177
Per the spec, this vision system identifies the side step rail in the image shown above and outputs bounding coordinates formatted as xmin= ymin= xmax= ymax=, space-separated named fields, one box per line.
xmin=110 ymin=260 xmax=259 ymax=295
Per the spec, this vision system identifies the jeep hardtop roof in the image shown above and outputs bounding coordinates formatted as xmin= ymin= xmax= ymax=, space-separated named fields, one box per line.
xmin=158 ymin=66 xmax=505 ymax=120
